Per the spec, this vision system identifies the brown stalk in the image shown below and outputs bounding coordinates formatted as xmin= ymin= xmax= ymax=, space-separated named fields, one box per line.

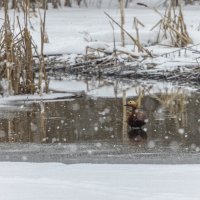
xmin=104 ymin=12 xmax=152 ymax=57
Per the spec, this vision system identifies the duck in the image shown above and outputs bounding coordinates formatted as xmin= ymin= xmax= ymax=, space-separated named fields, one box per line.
xmin=125 ymin=100 xmax=147 ymax=128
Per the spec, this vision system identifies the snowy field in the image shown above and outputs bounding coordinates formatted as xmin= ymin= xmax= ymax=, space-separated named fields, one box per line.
xmin=22 ymin=4 xmax=200 ymax=77
xmin=1 ymin=4 xmax=200 ymax=63
xmin=33 ymin=6 xmax=200 ymax=56
xmin=0 ymin=162 xmax=200 ymax=200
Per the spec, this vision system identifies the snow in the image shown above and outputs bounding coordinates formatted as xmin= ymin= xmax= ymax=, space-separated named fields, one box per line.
xmin=41 ymin=7 xmax=200 ymax=55
xmin=48 ymin=78 xmax=194 ymax=98
xmin=38 ymin=8 xmax=161 ymax=54
xmin=1 ymin=5 xmax=199 ymax=56
xmin=0 ymin=162 xmax=200 ymax=200
xmin=48 ymin=79 xmax=87 ymax=93
xmin=0 ymin=4 xmax=199 ymax=99
xmin=2 ymin=77 xmax=187 ymax=110
xmin=0 ymin=92 xmax=76 ymax=105
xmin=22 ymin=5 xmax=200 ymax=76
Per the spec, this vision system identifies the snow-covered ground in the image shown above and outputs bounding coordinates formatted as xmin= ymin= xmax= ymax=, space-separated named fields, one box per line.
xmin=0 ymin=162 xmax=200 ymax=200
xmin=26 ymin=5 xmax=200 ymax=75
xmin=1 ymin=5 xmax=200 ymax=65
xmin=36 ymin=6 xmax=200 ymax=56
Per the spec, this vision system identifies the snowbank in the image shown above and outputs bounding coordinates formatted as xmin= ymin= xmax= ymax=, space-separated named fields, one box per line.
xmin=0 ymin=162 xmax=200 ymax=200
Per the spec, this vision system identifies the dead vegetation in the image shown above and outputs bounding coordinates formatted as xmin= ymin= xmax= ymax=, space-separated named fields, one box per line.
xmin=55 ymin=2 xmax=198 ymax=85
xmin=150 ymin=88 xmax=188 ymax=128
xmin=152 ymin=0 xmax=192 ymax=47
xmin=0 ymin=0 xmax=197 ymax=89
xmin=0 ymin=0 xmax=48 ymax=96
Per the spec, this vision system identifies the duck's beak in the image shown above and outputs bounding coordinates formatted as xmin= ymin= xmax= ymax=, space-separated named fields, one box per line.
xmin=124 ymin=104 xmax=129 ymax=107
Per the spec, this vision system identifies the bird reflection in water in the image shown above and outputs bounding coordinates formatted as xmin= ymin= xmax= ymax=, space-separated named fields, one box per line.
xmin=128 ymin=128 xmax=147 ymax=144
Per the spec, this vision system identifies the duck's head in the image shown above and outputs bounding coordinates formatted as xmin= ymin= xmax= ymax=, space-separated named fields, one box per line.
xmin=125 ymin=100 xmax=138 ymax=109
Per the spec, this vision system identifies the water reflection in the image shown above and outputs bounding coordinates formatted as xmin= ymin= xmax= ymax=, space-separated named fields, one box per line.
xmin=0 ymin=82 xmax=200 ymax=153
xmin=128 ymin=129 xmax=147 ymax=144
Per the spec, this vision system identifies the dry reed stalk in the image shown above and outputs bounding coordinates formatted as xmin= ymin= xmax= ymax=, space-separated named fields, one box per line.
xmin=0 ymin=0 xmax=47 ymax=96
xmin=110 ymin=22 xmax=117 ymax=65
xmin=133 ymin=17 xmax=144 ymax=52
xmin=38 ymin=1 xmax=48 ymax=95
xmin=24 ymin=1 xmax=35 ymax=93
xmin=3 ymin=0 xmax=13 ymax=95
xmin=152 ymin=2 xmax=192 ymax=47
xmin=135 ymin=87 xmax=145 ymax=108
xmin=105 ymin=12 xmax=152 ymax=57
xmin=119 ymin=0 xmax=125 ymax=47
xmin=150 ymin=88 xmax=188 ymax=127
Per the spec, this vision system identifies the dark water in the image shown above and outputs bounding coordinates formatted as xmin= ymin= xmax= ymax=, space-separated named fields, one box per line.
xmin=0 ymin=86 xmax=200 ymax=163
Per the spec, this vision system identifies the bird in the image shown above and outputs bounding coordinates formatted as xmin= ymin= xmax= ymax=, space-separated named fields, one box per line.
xmin=125 ymin=100 xmax=147 ymax=128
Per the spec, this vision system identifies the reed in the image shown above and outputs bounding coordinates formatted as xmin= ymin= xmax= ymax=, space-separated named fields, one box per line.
xmin=150 ymin=88 xmax=188 ymax=127
xmin=152 ymin=0 xmax=192 ymax=47
xmin=0 ymin=0 xmax=47 ymax=96
xmin=133 ymin=17 xmax=144 ymax=52
xmin=38 ymin=0 xmax=48 ymax=95
xmin=105 ymin=12 xmax=152 ymax=57
xmin=119 ymin=0 xmax=125 ymax=47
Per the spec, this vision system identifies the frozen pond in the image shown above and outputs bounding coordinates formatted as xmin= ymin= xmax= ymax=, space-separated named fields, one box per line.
xmin=0 ymin=78 xmax=200 ymax=163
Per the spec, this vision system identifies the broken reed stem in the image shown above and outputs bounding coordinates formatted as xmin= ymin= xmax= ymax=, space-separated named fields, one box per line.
xmin=43 ymin=7 xmax=49 ymax=93
xmin=134 ymin=17 xmax=145 ymax=52
xmin=38 ymin=0 xmax=48 ymax=95
xmin=24 ymin=1 xmax=35 ymax=94
xmin=104 ymin=12 xmax=152 ymax=57
xmin=119 ymin=0 xmax=125 ymax=47
xmin=109 ymin=22 xmax=117 ymax=65
xmin=3 ymin=0 xmax=13 ymax=95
